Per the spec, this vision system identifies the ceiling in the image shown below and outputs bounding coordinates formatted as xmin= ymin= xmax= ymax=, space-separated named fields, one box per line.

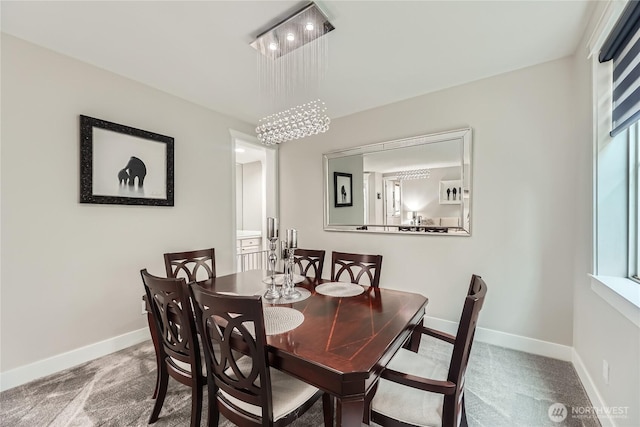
xmin=1 ymin=1 xmax=595 ymax=125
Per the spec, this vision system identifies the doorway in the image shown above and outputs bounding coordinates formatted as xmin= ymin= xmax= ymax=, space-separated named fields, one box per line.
xmin=230 ymin=130 xmax=278 ymax=271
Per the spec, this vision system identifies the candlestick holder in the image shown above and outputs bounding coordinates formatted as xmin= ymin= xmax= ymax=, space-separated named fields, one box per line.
xmin=263 ymin=237 xmax=281 ymax=300
xmin=282 ymin=247 xmax=301 ymax=299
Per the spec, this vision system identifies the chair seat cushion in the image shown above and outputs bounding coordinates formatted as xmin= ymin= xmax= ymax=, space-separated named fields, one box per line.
xmin=171 ymin=356 xmax=206 ymax=376
xmin=372 ymin=348 xmax=449 ymax=426
xmin=221 ymin=356 xmax=319 ymax=421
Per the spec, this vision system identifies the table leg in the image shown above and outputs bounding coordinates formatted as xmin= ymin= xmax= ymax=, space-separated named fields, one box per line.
xmin=337 ymin=396 xmax=366 ymax=427
xmin=406 ymin=318 xmax=424 ymax=352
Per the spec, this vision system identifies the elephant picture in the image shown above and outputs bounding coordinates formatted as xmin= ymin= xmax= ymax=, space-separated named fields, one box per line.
xmin=118 ymin=156 xmax=147 ymax=187
xmin=80 ymin=115 xmax=173 ymax=206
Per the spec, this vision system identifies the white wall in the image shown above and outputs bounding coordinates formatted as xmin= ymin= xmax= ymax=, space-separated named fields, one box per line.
xmin=235 ymin=164 xmax=243 ymax=229
xmin=280 ymin=57 xmax=579 ymax=346
xmin=0 ymin=35 xmax=255 ymax=373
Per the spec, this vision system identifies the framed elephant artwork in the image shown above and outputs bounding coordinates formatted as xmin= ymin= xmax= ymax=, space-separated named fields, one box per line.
xmin=79 ymin=115 xmax=174 ymax=206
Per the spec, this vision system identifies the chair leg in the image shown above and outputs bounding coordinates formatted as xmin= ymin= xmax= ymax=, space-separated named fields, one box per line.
xmin=190 ymin=380 xmax=203 ymax=427
xmin=206 ymin=381 xmax=219 ymax=427
xmin=149 ymin=363 xmax=169 ymax=424
xmin=147 ymin=312 xmax=162 ymax=399
xmin=322 ymin=393 xmax=334 ymax=427
xmin=362 ymin=381 xmax=378 ymax=425
xmin=460 ymin=397 xmax=468 ymax=427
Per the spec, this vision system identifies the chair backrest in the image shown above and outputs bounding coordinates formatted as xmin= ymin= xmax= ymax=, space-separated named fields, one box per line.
xmin=444 ymin=274 xmax=487 ymax=426
xmin=190 ymin=286 xmax=274 ymax=425
xmin=292 ymin=248 xmax=325 ymax=282
xmin=164 ymin=248 xmax=216 ymax=282
xmin=331 ymin=251 xmax=383 ymax=287
xmin=140 ymin=269 xmax=201 ymax=380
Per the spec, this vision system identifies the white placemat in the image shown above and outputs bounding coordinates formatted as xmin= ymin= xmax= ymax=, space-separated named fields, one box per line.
xmin=259 ymin=288 xmax=312 ymax=305
xmin=315 ymin=282 xmax=365 ymax=297
xmin=263 ymin=306 xmax=304 ymax=335
xmin=262 ymin=274 xmax=305 ymax=285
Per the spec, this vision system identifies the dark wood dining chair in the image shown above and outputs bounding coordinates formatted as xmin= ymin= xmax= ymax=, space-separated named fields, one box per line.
xmin=367 ymin=274 xmax=488 ymax=427
xmin=331 ymin=251 xmax=383 ymax=287
xmin=146 ymin=248 xmax=215 ymax=400
xmin=164 ymin=248 xmax=216 ymax=282
xmin=292 ymin=248 xmax=326 ymax=283
xmin=140 ymin=269 xmax=205 ymax=427
xmin=189 ymin=286 xmax=334 ymax=427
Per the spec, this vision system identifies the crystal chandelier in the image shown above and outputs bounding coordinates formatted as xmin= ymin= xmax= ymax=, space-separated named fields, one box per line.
xmin=395 ymin=169 xmax=431 ymax=180
xmin=251 ymin=2 xmax=334 ymax=145
xmin=256 ymin=99 xmax=330 ymax=145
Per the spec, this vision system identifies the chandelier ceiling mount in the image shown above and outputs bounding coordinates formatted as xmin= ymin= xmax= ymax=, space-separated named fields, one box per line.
xmin=250 ymin=2 xmax=335 ymax=59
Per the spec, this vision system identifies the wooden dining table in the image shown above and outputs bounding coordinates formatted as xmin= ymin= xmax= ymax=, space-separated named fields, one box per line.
xmin=192 ymin=269 xmax=429 ymax=426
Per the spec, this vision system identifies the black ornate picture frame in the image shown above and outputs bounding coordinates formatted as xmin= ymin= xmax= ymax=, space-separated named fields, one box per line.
xmin=80 ymin=115 xmax=174 ymax=206
xmin=334 ymin=172 xmax=353 ymax=207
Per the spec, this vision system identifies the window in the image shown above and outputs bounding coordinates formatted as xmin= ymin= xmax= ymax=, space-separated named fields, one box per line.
xmin=595 ymin=0 xmax=640 ymax=283
xmin=590 ymin=1 xmax=640 ymax=323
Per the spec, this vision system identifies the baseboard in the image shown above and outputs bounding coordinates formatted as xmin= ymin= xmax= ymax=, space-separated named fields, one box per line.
xmin=0 ymin=327 xmax=150 ymax=392
xmin=423 ymin=316 xmax=574 ymax=361
xmin=572 ymin=349 xmax=616 ymax=427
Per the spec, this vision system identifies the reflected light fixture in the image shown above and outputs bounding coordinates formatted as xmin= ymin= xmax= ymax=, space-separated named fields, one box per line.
xmin=251 ymin=2 xmax=334 ymax=145
xmin=395 ymin=169 xmax=431 ymax=180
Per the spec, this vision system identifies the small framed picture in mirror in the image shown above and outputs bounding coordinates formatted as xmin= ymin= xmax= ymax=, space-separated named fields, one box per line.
xmin=334 ymin=172 xmax=353 ymax=207
xmin=439 ymin=180 xmax=462 ymax=205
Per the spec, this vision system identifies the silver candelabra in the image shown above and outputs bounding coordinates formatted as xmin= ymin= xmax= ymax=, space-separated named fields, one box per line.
xmin=282 ymin=247 xmax=301 ymax=299
xmin=264 ymin=218 xmax=281 ymax=300
xmin=264 ymin=236 xmax=281 ymax=300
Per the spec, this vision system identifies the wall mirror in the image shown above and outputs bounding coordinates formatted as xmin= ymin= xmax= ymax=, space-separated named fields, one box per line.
xmin=323 ymin=128 xmax=472 ymax=236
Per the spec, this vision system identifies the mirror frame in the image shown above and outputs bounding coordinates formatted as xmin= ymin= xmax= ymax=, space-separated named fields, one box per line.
xmin=323 ymin=127 xmax=472 ymax=236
